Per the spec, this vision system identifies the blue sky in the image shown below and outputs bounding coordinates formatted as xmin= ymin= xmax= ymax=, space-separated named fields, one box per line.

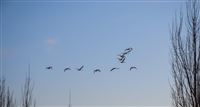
xmin=1 ymin=0 xmax=184 ymax=106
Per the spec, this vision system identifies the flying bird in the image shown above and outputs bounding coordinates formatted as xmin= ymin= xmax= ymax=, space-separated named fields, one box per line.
xmin=77 ymin=65 xmax=84 ymax=71
xmin=93 ymin=69 xmax=101 ymax=74
xmin=110 ymin=67 xmax=119 ymax=71
xmin=117 ymin=48 xmax=133 ymax=63
xmin=46 ymin=66 xmax=53 ymax=70
xmin=130 ymin=66 xmax=137 ymax=71
xmin=64 ymin=68 xmax=71 ymax=72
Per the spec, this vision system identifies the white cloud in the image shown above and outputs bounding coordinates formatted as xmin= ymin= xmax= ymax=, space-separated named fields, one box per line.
xmin=47 ymin=38 xmax=57 ymax=47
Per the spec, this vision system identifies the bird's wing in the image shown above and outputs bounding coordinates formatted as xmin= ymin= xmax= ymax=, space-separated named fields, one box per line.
xmin=130 ymin=67 xmax=137 ymax=70
xmin=64 ymin=68 xmax=69 ymax=71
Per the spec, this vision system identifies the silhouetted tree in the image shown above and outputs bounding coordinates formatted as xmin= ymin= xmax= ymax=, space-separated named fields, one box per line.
xmin=0 ymin=78 xmax=6 ymax=107
xmin=0 ymin=78 xmax=16 ymax=107
xmin=6 ymin=87 xmax=15 ymax=107
xmin=21 ymin=65 xmax=36 ymax=107
xmin=170 ymin=0 xmax=200 ymax=107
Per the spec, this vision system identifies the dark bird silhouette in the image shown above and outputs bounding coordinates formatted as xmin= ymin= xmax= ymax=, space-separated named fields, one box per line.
xmin=46 ymin=66 xmax=53 ymax=70
xmin=93 ymin=69 xmax=101 ymax=74
xmin=130 ymin=66 xmax=137 ymax=71
xmin=117 ymin=47 xmax=134 ymax=63
xmin=77 ymin=65 xmax=84 ymax=71
xmin=64 ymin=68 xmax=71 ymax=72
xmin=110 ymin=67 xmax=119 ymax=71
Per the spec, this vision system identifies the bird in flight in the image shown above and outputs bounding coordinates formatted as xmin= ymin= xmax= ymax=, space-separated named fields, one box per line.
xmin=46 ymin=66 xmax=53 ymax=70
xmin=130 ymin=66 xmax=137 ymax=71
xmin=93 ymin=69 xmax=101 ymax=74
xmin=110 ymin=67 xmax=119 ymax=71
xmin=64 ymin=68 xmax=71 ymax=72
xmin=77 ymin=65 xmax=84 ymax=71
xmin=117 ymin=47 xmax=133 ymax=63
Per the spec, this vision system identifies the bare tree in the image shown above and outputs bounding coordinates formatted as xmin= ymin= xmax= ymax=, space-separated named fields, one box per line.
xmin=0 ymin=78 xmax=6 ymax=107
xmin=21 ymin=64 xmax=36 ymax=107
xmin=170 ymin=0 xmax=200 ymax=107
xmin=6 ymin=87 xmax=15 ymax=107
xmin=0 ymin=65 xmax=36 ymax=107
xmin=0 ymin=78 xmax=16 ymax=107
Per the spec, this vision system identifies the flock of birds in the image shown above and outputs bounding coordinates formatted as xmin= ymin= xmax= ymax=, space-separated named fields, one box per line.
xmin=45 ymin=47 xmax=137 ymax=74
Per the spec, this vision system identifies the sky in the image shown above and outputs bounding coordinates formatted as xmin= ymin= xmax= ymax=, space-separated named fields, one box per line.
xmin=1 ymin=0 xmax=184 ymax=106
